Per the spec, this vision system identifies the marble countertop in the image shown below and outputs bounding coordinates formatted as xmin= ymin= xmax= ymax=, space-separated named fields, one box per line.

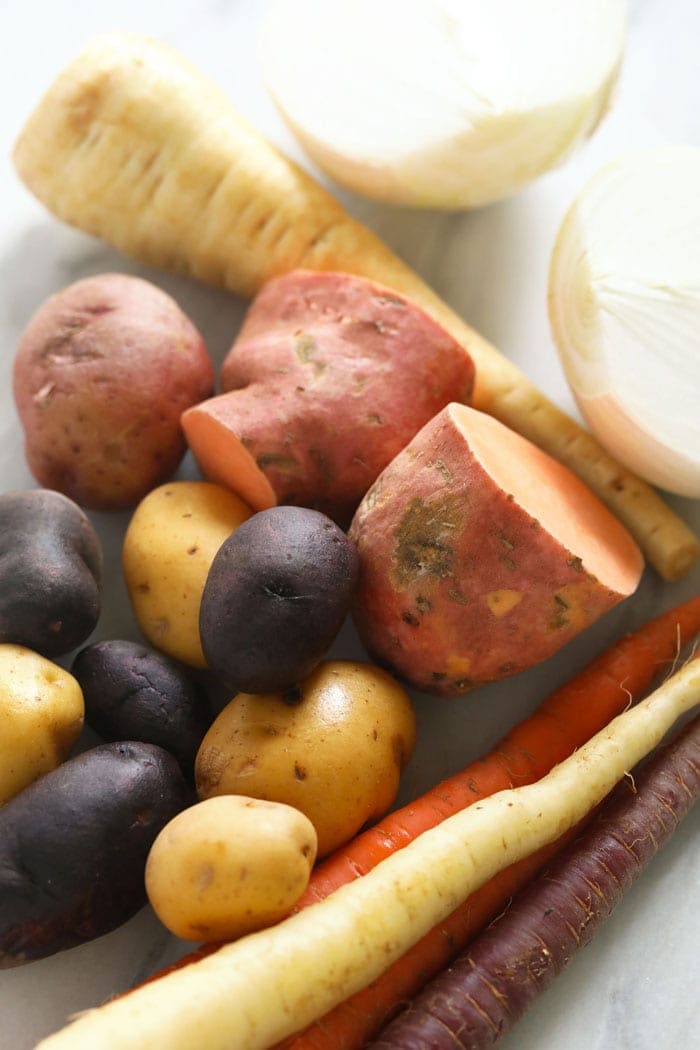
xmin=0 ymin=1 xmax=698 ymax=1047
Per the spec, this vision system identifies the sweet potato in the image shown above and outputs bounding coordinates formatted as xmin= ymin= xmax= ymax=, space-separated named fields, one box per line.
xmin=349 ymin=404 xmax=644 ymax=695
xmin=182 ymin=270 xmax=474 ymax=525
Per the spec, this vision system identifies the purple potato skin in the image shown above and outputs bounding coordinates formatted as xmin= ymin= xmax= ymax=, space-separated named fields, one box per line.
xmin=0 ymin=742 xmax=192 ymax=967
xmin=199 ymin=506 xmax=359 ymax=693
xmin=72 ymin=640 xmax=212 ymax=775
xmin=0 ymin=488 xmax=102 ymax=657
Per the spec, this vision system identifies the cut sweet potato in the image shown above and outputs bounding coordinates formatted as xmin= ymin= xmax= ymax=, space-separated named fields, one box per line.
xmin=182 ymin=271 xmax=474 ymax=525
xmin=349 ymin=404 xmax=644 ymax=695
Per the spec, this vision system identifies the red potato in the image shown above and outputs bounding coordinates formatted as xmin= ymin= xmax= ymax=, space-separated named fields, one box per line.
xmin=13 ymin=274 xmax=214 ymax=510
xmin=182 ymin=270 xmax=475 ymax=525
xmin=349 ymin=404 xmax=644 ymax=695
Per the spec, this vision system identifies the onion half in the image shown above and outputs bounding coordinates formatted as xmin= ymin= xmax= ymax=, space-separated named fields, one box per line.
xmin=548 ymin=146 xmax=700 ymax=499
xmin=261 ymin=0 xmax=627 ymax=209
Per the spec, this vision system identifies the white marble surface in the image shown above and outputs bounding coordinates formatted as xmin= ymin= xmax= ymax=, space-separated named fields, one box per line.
xmin=0 ymin=1 xmax=698 ymax=1047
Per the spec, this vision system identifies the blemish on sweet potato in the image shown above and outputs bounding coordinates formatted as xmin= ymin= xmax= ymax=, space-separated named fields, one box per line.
xmin=256 ymin=453 xmax=298 ymax=472
xmin=549 ymin=593 xmax=571 ymax=630
xmin=393 ymin=496 xmax=461 ymax=587
xmin=435 ymin=459 xmax=453 ymax=483
xmin=485 ymin=589 xmax=523 ymax=617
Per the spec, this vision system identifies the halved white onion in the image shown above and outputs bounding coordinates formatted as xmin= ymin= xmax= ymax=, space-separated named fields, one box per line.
xmin=549 ymin=146 xmax=700 ymax=499
xmin=261 ymin=0 xmax=627 ymax=209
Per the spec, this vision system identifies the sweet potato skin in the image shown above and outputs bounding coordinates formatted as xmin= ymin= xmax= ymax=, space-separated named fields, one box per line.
xmin=184 ymin=270 xmax=474 ymax=526
xmin=13 ymin=274 xmax=214 ymax=511
xmin=349 ymin=407 xmax=642 ymax=696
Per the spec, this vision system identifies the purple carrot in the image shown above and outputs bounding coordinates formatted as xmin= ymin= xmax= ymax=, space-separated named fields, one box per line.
xmin=371 ymin=712 xmax=700 ymax=1050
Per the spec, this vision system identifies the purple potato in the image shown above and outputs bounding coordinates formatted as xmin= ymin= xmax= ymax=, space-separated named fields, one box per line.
xmin=72 ymin=640 xmax=211 ymax=775
xmin=0 ymin=488 xmax=102 ymax=656
xmin=0 ymin=741 xmax=192 ymax=967
xmin=199 ymin=506 xmax=358 ymax=693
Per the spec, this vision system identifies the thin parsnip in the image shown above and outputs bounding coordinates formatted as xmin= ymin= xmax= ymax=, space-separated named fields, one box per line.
xmin=36 ymin=658 xmax=700 ymax=1050
xmin=12 ymin=33 xmax=698 ymax=579
xmin=372 ymin=712 xmax=700 ymax=1050
xmin=133 ymin=595 xmax=700 ymax=1048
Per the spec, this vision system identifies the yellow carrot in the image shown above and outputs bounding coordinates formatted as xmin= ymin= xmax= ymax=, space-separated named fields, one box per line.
xmin=36 ymin=658 xmax=700 ymax=1050
xmin=13 ymin=33 xmax=698 ymax=580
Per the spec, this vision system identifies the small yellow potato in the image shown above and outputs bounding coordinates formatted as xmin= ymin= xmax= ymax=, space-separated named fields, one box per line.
xmin=123 ymin=481 xmax=252 ymax=667
xmin=0 ymin=644 xmax=84 ymax=804
xmin=145 ymin=795 xmax=317 ymax=942
xmin=195 ymin=660 xmax=417 ymax=856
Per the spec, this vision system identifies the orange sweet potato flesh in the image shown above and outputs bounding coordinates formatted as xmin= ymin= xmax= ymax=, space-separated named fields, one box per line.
xmin=349 ymin=404 xmax=644 ymax=696
xmin=182 ymin=271 xmax=475 ymax=526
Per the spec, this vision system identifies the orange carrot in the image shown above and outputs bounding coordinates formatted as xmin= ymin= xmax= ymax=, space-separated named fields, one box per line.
xmin=135 ymin=595 xmax=700 ymax=1036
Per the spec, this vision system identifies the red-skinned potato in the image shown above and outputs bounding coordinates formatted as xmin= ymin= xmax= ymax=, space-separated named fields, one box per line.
xmin=182 ymin=270 xmax=475 ymax=525
xmin=350 ymin=404 xmax=644 ymax=696
xmin=13 ymin=273 xmax=214 ymax=510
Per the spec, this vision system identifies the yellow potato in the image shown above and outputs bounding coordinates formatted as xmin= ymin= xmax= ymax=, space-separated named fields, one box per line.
xmin=0 ymin=644 xmax=84 ymax=804
xmin=145 ymin=795 xmax=317 ymax=942
xmin=123 ymin=481 xmax=252 ymax=667
xmin=195 ymin=660 xmax=417 ymax=856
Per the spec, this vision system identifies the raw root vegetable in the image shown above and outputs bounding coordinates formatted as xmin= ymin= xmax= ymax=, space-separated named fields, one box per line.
xmin=276 ymin=838 xmax=580 ymax=1050
xmin=182 ymin=270 xmax=475 ymax=525
xmin=372 ymin=712 xmax=700 ymax=1050
xmin=13 ymin=274 xmax=214 ymax=511
xmin=198 ymin=510 xmax=360 ymax=696
xmin=35 ymin=658 xmax=700 ymax=1050
xmin=132 ymin=594 xmax=700 ymax=1038
xmin=350 ymin=403 xmax=644 ymax=695
xmin=549 ymin=146 xmax=700 ymax=498
xmin=261 ymin=0 xmax=626 ymax=209
xmin=12 ymin=33 xmax=698 ymax=579
xmin=122 ymin=481 xmax=252 ymax=669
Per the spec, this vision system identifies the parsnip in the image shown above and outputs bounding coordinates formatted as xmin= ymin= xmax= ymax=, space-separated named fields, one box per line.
xmin=13 ymin=33 xmax=698 ymax=580
xmin=36 ymin=658 xmax=700 ymax=1050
